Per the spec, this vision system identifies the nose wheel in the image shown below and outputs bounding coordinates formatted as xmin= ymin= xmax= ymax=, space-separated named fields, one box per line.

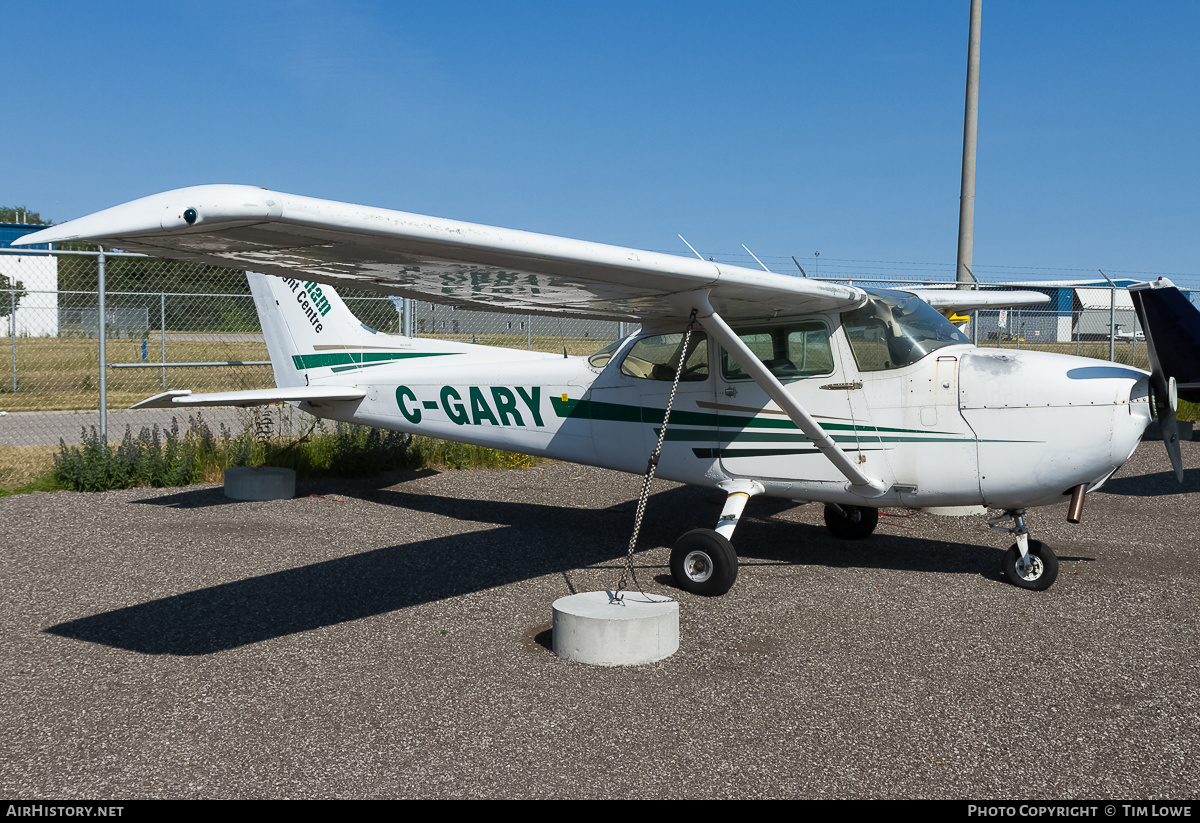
xmin=990 ymin=510 xmax=1059 ymax=591
xmin=1002 ymin=539 xmax=1059 ymax=590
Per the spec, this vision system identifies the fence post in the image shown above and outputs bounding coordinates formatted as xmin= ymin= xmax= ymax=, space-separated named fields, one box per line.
xmin=1109 ymin=286 xmax=1116 ymax=362
xmin=161 ymin=292 xmax=167 ymax=388
xmin=527 ymin=315 xmax=532 ymax=351
xmin=98 ymin=247 xmax=107 ymax=443
xmin=1080 ymin=303 xmax=1089 ymax=355
xmin=10 ymin=288 xmax=15 ymax=392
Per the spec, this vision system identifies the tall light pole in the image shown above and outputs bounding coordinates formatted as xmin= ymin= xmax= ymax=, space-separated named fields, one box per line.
xmin=956 ymin=0 xmax=982 ymax=289
xmin=814 ymin=251 xmax=820 ymax=279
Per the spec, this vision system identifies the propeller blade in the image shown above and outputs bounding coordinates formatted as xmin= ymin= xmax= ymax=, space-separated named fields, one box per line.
xmin=1154 ymin=374 xmax=1184 ymax=483
xmin=1129 ymin=278 xmax=1198 ymax=483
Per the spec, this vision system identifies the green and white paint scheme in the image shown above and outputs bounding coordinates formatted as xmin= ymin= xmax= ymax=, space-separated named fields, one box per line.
xmin=18 ymin=185 xmax=1165 ymax=596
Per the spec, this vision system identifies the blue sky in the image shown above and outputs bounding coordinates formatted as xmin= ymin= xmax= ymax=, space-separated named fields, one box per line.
xmin=5 ymin=1 xmax=1198 ymax=285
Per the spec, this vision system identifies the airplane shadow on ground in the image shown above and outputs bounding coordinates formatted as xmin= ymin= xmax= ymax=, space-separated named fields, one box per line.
xmin=1095 ymin=467 xmax=1200 ymax=497
xmin=128 ymin=470 xmax=443 ymax=509
xmin=48 ymin=481 xmax=1011 ymax=656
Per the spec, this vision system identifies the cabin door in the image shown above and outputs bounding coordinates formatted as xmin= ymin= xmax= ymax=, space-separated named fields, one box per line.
xmin=711 ymin=319 xmax=864 ymax=483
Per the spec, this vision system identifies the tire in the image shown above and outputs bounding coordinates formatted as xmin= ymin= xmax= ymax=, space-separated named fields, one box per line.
xmin=670 ymin=529 xmax=738 ymax=596
xmin=823 ymin=504 xmax=879 ymax=540
xmin=1002 ymin=539 xmax=1059 ymax=591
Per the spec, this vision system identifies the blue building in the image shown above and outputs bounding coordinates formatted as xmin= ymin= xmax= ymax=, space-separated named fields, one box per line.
xmin=1 ymin=222 xmax=59 ymax=336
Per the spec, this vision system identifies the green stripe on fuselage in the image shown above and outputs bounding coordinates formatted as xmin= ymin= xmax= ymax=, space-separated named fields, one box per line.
xmin=292 ymin=351 xmax=461 ymax=370
xmin=661 ymin=429 xmax=973 ymax=444
xmin=550 ymin=396 xmax=963 ymax=438
xmin=552 ymin=396 xmax=1038 ymax=444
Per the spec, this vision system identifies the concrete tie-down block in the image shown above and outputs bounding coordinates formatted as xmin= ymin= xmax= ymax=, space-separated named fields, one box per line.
xmin=552 ymin=591 xmax=679 ymax=666
xmin=223 ymin=466 xmax=296 ymax=501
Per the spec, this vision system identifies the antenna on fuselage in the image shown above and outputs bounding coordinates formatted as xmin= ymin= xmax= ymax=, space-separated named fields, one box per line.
xmin=741 ymin=244 xmax=772 ymax=273
xmin=791 ymin=256 xmax=809 ymax=277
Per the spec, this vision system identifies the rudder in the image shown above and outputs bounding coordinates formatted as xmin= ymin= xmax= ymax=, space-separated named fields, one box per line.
xmin=247 ymin=273 xmax=373 ymax=388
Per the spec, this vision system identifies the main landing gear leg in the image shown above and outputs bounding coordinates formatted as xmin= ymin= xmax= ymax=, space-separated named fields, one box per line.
xmin=823 ymin=503 xmax=880 ymax=540
xmin=989 ymin=508 xmax=1060 ymax=591
xmin=670 ymin=480 xmax=764 ymax=596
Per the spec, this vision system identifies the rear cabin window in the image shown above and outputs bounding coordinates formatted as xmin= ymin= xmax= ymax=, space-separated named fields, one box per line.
xmin=620 ymin=332 xmax=709 ymax=381
xmin=721 ymin=322 xmax=834 ymax=381
xmin=588 ymin=339 xmax=622 ymax=369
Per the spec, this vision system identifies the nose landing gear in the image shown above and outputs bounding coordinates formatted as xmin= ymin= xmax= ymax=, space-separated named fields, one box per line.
xmin=990 ymin=509 xmax=1059 ymax=591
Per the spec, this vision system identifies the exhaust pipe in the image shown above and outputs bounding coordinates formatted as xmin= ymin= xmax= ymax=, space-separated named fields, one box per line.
xmin=1067 ymin=483 xmax=1087 ymax=524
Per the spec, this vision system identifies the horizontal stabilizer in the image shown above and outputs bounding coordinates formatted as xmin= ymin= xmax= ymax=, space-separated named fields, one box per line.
xmin=132 ymin=386 xmax=366 ymax=409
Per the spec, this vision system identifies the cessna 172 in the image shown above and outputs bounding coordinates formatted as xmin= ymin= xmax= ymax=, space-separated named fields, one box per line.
xmin=16 ymin=185 xmax=1197 ymax=596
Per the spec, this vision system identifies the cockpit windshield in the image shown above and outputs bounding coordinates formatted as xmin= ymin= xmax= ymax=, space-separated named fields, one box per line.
xmin=841 ymin=289 xmax=971 ymax=372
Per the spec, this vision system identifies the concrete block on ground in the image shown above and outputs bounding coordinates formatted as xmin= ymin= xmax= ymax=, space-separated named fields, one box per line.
xmin=553 ymin=591 xmax=678 ymax=666
xmin=224 ymin=466 xmax=296 ymax=501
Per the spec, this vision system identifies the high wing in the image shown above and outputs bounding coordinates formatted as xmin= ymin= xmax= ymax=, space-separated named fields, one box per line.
xmin=906 ymin=289 xmax=1050 ymax=312
xmin=14 ymin=184 xmax=870 ymax=323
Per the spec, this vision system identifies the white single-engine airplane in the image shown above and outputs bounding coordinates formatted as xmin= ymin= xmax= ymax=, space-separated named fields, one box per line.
xmin=17 ymin=185 xmax=1197 ymax=596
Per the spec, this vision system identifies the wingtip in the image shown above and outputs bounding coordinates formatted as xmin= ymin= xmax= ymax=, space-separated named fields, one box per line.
xmin=9 ymin=226 xmax=69 ymax=247
xmin=10 ymin=185 xmax=276 ymax=248
xmin=131 ymin=390 xmax=192 ymax=409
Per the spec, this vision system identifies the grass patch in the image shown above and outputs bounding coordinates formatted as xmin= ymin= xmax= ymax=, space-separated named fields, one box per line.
xmin=0 ymin=335 xmax=274 ymax=411
xmin=0 ymin=445 xmax=63 ymax=496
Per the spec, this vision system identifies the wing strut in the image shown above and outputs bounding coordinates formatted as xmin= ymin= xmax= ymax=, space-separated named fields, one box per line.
xmin=696 ymin=306 xmax=888 ymax=498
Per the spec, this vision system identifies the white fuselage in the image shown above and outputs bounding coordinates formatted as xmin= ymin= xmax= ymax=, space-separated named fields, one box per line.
xmin=297 ymin=314 xmax=1152 ymax=514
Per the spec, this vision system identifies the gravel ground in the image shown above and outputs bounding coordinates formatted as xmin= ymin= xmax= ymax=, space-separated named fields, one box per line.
xmin=1 ymin=441 xmax=1198 ymax=799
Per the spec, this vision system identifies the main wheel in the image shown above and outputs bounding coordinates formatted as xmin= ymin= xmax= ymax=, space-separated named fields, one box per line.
xmin=1002 ymin=539 xmax=1059 ymax=591
xmin=823 ymin=504 xmax=879 ymax=539
xmin=670 ymin=529 xmax=738 ymax=596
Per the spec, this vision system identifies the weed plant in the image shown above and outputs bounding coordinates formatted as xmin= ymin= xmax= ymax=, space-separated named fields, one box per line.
xmin=49 ymin=411 xmax=538 ymax=493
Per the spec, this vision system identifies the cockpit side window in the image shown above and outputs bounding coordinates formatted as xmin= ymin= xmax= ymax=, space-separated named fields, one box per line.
xmin=842 ymin=290 xmax=971 ymax=371
xmin=620 ymin=332 xmax=709 ymax=381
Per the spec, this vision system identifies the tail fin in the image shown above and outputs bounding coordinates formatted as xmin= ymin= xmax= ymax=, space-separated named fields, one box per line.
xmin=248 ymin=273 xmax=378 ymax=388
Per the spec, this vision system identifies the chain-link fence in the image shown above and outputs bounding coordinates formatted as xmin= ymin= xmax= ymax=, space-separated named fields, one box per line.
xmin=0 ymin=248 xmax=1194 ymax=447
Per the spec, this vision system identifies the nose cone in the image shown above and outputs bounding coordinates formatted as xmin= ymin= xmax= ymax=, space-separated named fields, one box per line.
xmin=958 ymin=350 xmax=1151 ymax=510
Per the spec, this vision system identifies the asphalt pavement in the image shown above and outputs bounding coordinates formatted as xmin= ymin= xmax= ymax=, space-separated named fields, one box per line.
xmin=1 ymin=441 xmax=1198 ymax=799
